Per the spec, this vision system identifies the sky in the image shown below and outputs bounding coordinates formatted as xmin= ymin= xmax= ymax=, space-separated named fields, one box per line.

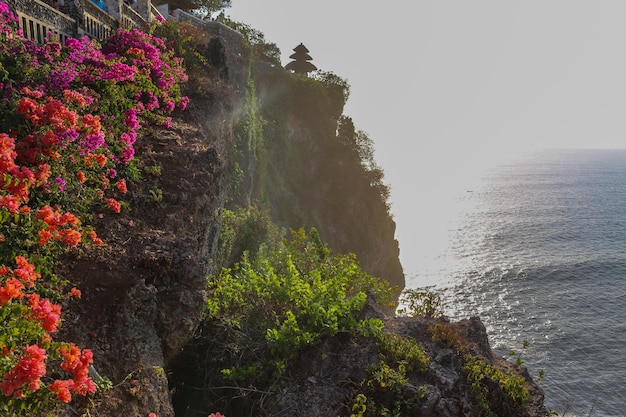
xmin=225 ymin=1 xmax=626 ymax=277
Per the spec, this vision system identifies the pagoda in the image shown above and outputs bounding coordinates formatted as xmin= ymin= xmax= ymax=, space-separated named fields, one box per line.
xmin=285 ymin=43 xmax=317 ymax=76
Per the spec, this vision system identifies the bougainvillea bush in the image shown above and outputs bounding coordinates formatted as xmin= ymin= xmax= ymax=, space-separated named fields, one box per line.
xmin=0 ymin=2 xmax=188 ymax=414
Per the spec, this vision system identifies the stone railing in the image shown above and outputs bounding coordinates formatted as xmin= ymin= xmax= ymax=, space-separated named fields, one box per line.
xmin=169 ymin=8 xmax=205 ymax=26
xmin=6 ymin=0 xmax=75 ymax=43
xmin=150 ymin=3 xmax=165 ymax=22
xmin=5 ymin=0 xmax=156 ymax=44
xmin=82 ymin=0 xmax=116 ymax=40
xmin=170 ymin=8 xmax=242 ymax=39
xmin=121 ymin=3 xmax=145 ymax=29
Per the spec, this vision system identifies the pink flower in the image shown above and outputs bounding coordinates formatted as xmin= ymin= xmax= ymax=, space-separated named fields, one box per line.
xmin=179 ymin=96 xmax=190 ymax=111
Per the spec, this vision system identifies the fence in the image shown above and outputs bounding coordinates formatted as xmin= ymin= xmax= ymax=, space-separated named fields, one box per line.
xmin=15 ymin=9 xmax=72 ymax=43
xmin=5 ymin=0 xmax=153 ymax=43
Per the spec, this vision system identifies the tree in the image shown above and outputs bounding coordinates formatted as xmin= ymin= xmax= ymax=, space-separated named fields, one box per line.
xmin=227 ymin=22 xmax=282 ymax=66
xmin=313 ymin=70 xmax=350 ymax=105
xmin=193 ymin=0 xmax=232 ymax=14
xmin=154 ymin=0 xmax=231 ymax=17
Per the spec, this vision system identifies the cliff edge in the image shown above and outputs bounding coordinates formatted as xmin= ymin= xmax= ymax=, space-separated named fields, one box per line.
xmin=6 ymin=16 xmax=546 ymax=417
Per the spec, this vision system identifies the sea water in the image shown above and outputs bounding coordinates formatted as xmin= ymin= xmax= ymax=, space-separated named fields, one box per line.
xmin=405 ymin=149 xmax=626 ymax=416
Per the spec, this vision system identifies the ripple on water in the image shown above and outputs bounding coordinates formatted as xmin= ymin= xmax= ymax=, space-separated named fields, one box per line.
xmin=404 ymin=150 xmax=626 ymax=416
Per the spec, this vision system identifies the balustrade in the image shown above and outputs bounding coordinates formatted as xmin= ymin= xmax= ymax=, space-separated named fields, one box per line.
xmin=5 ymin=0 xmax=153 ymax=44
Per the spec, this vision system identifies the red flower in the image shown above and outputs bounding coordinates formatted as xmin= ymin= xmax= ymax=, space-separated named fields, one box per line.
xmin=27 ymin=293 xmax=62 ymax=332
xmin=1 ymin=344 xmax=47 ymax=397
xmin=14 ymin=256 xmax=40 ymax=287
xmin=49 ymin=379 xmax=72 ymax=403
xmin=58 ymin=344 xmax=96 ymax=395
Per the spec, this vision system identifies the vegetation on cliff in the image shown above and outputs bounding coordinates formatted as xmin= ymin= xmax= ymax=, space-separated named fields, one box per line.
xmin=0 ymin=4 xmax=546 ymax=416
xmin=216 ymin=16 xmax=404 ymax=290
xmin=0 ymin=4 xmax=187 ymax=414
xmin=165 ymin=20 xmax=544 ymax=416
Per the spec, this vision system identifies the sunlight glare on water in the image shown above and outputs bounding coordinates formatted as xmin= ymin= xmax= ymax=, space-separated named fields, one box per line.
xmin=402 ymin=149 xmax=626 ymax=416
xmin=404 ymin=147 xmax=530 ymax=288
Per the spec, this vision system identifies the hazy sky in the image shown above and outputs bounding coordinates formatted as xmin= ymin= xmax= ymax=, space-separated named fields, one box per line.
xmin=226 ymin=1 xmax=626 ymax=276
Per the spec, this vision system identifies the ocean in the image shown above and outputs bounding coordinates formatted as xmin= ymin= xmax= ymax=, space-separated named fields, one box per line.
xmin=404 ymin=149 xmax=626 ymax=417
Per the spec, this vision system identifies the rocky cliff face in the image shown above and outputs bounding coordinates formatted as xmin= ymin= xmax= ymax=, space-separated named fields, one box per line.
xmin=54 ymin=25 xmax=546 ymax=417
xmin=246 ymin=63 xmax=405 ymax=291
xmin=268 ymin=300 xmax=546 ymax=417
xmin=57 ymin=95 xmax=230 ymax=416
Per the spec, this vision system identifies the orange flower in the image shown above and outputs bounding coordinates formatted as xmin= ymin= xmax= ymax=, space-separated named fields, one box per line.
xmin=115 ymin=178 xmax=127 ymax=193
xmin=36 ymin=205 xmax=54 ymax=219
xmin=34 ymin=163 xmax=51 ymax=184
xmin=67 ymin=287 xmax=82 ymax=299
xmin=0 ymin=195 xmax=21 ymax=214
xmin=63 ymin=89 xmax=87 ymax=107
xmin=77 ymin=171 xmax=86 ymax=183
xmin=90 ymin=153 xmax=107 ymax=168
xmin=0 ymin=133 xmax=17 ymax=173
xmin=105 ymin=198 xmax=121 ymax=213
xmin=59 ymin=229 xmax=81 ymax=247
xmin=58 ymin=344 xmax=96 ymax=395
xmin=16 ymin=97 xmax=38 ymax=116
xmin=86 ymin=230 xmax=103 ymax=245
xmin=39 ymin=229 xmax=53 ymax=246
xmin=0 ymin=278 xmax=24 ymax=304
xmin=100 ymin=174 xmax=109 ymax=190
xmin=81 ymin=114 xmax=101 ymax=133
xmin=59 ymin=212 xmax=79 ymax=226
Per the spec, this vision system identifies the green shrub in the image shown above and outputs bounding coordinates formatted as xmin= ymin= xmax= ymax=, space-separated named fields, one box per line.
xmin=397 ymin=287 xmax=443 ymax=317
xmin=463 ymin=355 xmax=529 ymax=416
xmin=427 ymin=322 xmax=467 ymax=353
xmin=376 ymin=332 xmax=430 ymax=373
xmin=207 ymin=228 xmax=392 ymax=385
xmin=216 ymin=206 xmax=283 ymax=269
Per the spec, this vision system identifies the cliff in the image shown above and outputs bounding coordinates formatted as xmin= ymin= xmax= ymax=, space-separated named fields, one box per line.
xmin=0 ymin=6 xmax=546 ymax=415
xmin=54 ymin=24 xmax=545 ymax=416
xmin=55 ymin=94 xmax=228 ymax=416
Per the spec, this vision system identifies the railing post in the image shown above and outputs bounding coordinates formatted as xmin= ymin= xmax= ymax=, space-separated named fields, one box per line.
xmin=135 ymin=0 xmax=151 ymax=20
xmin=102 ymin=0 xmax=121 ymax=19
